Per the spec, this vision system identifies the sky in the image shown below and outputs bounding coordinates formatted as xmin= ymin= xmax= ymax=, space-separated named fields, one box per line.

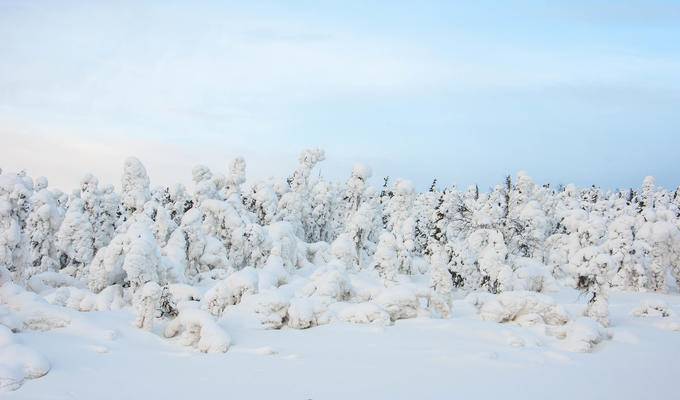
xmin=1 ymin=0 xmax=679 ymax=192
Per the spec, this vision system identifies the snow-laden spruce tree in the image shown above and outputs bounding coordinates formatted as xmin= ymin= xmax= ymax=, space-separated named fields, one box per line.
xmin=429 ymin=245 xmax=453 ymax=317
xmin=638 ymin=207 xmax=680 ymax=291
xmin=384 ymin=179 xmax=417 ymax=274
xmin=192 ymin=164 xmax=218 ymax=205
xmin=465 ymin=228 xmax=512 ymax=293
xmin=331 ymin=164 xmax=382 ymax=270
xmin=121 ymin=157 xmax=151 ymax=216
xmin=606 ymin=213 xmax=650 ymax=291
xmin=245 ymin=179 xmax=279 ymax=226
xmin=276 ymin=148 xmax=325 ymax=240
xmin=374 ymin=231 xmax=399 ymax=284
xmin=55 ymin=197 xmax=94 ymax=278
xmin=504 ymin=172 xmax=551 ymax=260
xmin=88 ymin=214 xmax=164 ymax=293
xmin=0 ymin=171 xmax=32 ymax=278
xmin=23 ymin=184 xmax=63 ymax=280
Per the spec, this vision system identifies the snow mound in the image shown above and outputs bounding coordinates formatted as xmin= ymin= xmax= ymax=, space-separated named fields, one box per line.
xmin=511 ymin=258 xmax=555 ymax=292
xmin=43 ymin=285 xmax=125 ymax=312
xmin=0 ymin=325 xmax=50 ymax=392
xmin=27 ymin=271 xmax=86 ymax=294
xmin=287 ymin=297 xmax=332 ymax=329
xmin=631 ymin=299 xmax=672 ymax=318
xmin=374 ymin=287 xmax=419 ymax=321
xmin=549 ymin=317 xmax=610 ymax=353
xmin=332 ymin=302 xmax=391 ymax=325
xmin=0 ymin=283 xmax=71 ymax=331
xmin=164 ymin=309 xmax=231 ymax=353
xmin=167 ymin=284 xmax=201 ymax=302
xmin=468 ymin=291 xmax=569 ymax=326
xmin=297 ymin=266 xmax=351 ymax=300
xmin=253 ymin=292 xmax=290 ymax=330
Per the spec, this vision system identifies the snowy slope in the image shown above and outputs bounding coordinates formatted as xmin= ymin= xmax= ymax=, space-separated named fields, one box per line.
xmin=5 ymin=289 xmax=680 ymax=400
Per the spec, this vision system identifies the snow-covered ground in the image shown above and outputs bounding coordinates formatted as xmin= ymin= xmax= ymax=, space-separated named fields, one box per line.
xmin=5 ymin=288 xmax=680 ymax=400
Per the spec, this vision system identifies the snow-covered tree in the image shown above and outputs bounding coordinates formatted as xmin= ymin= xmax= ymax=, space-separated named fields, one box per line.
xmin=121 ymin=157 xmax=151 ymax=216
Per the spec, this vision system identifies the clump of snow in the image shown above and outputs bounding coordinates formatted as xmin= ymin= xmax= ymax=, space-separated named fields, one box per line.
xmin=134 ymin=281 xmax=162 ymax=330
xmin=468 ymin=291 xmax=569 ymax=326
xmin=631 ymin=299 xmax=672 ymax=318
xmin=202 ymin=267 xmax=259 ymax=317
xmin=374 ymin=286 xmax=419 ymax=321
xmin=297 ymin=266 xmax=351 ymax=300
xmin=0 ymin=283 xmax=71 ymax=331
xmin=332 ymin=302 xmax=391 ymax=325
xmin=27 ymin=271 xmax=85 ymax=294
xmin=287 ymin=297 xmax=332 ymax=329
xmin=253 ymin=292 xmax=290 ymax=329
xmin=42 ymin=284 xmax=125 ymax=312
xmin=548 ymin=317 xmax=611 ymax=353
xmin=164 ymin=309 xmax=231 ymax=353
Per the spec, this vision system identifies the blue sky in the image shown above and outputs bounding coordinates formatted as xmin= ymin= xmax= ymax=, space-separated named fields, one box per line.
xmin=1 ymin=1 xmax=679 ymax=191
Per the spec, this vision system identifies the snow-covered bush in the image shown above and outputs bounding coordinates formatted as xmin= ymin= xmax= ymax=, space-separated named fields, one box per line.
xmin=332 ymin=302 xmax=391 ymax=326
xmin=253 ymin=292 xmax=290 ymax=329
xmin=202 ymin=267 xmax=259 ymax=317
xmin=374 ymin=286 xmax=419 ymax=321
xmin=468 ymin=291 xmax=569 ymax=327
xmin=287 ymin=297 xmax=332 ymax=329
xmin=547 ymin=317 xmax=610 ymax=353
xmin=164 ymin=309 xmax=231 ymax=353
xmin=134 ymin=281 xmax=162 ymax=330
xmin=631 ymin=299 xmax=672 ymax=318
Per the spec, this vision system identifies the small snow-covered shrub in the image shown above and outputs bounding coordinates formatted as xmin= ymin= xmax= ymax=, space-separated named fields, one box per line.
xmin=548 ymin=317 xmax=610 ymax=353
xmin=511 ymin=257 xmax=554 ymax=292
xmin=164 ymin=309 xmax=231 ymax=353
xmin=254 ymin=292 xmax=290 ymax=329
xmin=134 ymin=282 xmax=162 ymax=331
xmin=468 ymin=291 xmax=569 ymax=326
xmin=27 ymin=271 xmax=85 ymax=294
xmin=42 ymin=285 xmax=125 ymax=312
xmin=202 ymin=267 xmax=259 ymax=317
xmin=332 ymin=302 xmax=391 ymax=325
xmin=631 ymin=300 xmax=672 ymax=318
xmin=297 ymin=266 xmax=351 ymax=300
xmin=374 ymin=287 xmax=419 ymax=321
xmin=287 ymin=297 xmax=332 ymax=329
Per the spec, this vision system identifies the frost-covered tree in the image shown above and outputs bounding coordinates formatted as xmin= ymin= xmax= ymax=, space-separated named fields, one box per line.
xmin=384 ymin=180 xmax=417 ymax=274
xmin=374 ymin=232 xmax=399 ymax=284
xmin=24 ymin=186 xmax=62 ymax=280
xmin=121 ymin=157 xmax=151 ymax=216
xmin=55 ymin=198 xmax=94 ymax=277
xmin=429 ymin=245 xmax=453 ymax=317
